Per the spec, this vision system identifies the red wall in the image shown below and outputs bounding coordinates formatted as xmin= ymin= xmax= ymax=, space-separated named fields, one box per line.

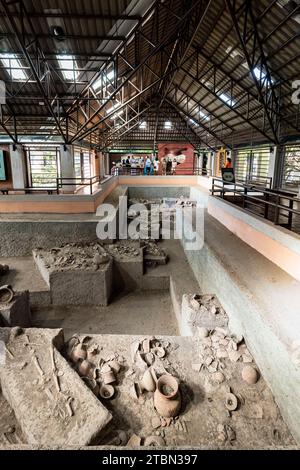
xmin=157 ymin=142 xmax=195 ymax=174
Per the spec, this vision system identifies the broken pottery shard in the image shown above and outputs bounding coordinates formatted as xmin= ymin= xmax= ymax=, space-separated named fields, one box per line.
xmin=151 ymin=416 xmax=161 ymax=429
xmin=225 ymin=425 xmax=236 ymax=442
xmin=130 ymin=383 xmax=139 ymax=400
xmin=228 ymin=349 xmax=242 ymax=362
xmin=101 ymin=363 xmax=111 ymax=373
xmin=190 ymin=294 xmax=201 ymax=310
xmin=210 ymin=305 xmax=217 ymax=315
xmin=212 ymin=371 xmax=225 ymax=384
xmin=130 ymin=340 xmax=140 ymax=362
xmin=142 ymin=338 xmax=150 ymax=354
xmin=192 ymin=363 xmax=202 ymax=372
xmin=242 ymin=354 xmax=253 ymax=363
xmin=205 ymin=356 xmax=214 ymax=366
xmin=144 ymin=435 xmax=165 ymax=446
xmin=197 ymin=327 xmax=209 ymax=338
xmin=216 ymin=348 xmax=228 ymax=359
xmin=135 ymin=351 xmax=148 ymax=371
xmin=154 ymin=347 xmax=166 ymax=358
xmin=127 ymin=434 xmax=142 ymax=447
xmin=125 ymin=368 xmax=134 ymax=378
xmin=145 ymin=352 xmax=155 ymax=366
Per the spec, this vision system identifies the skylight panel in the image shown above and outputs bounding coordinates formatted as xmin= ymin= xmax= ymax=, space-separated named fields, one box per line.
xmin=139 ymin=121 xmax=147 ymax=129
xmin=56 ymin=54 xmax=78 ymax=81
xmin=106 ymin=101 xmax=124 ymax=119
xmin=92 ymin=70 xmax=115 ymax=91
xmin=242 ymin=63 xmax=273 ymax=86
xmin=0 ymin=53 xmax=27 ymax=81
xmin=189 ymin=118 xmax=199 ymax=127
xmin=199 ymin=110 xmax=210 ymax=121
xmin=164 ymin=121 xmax=172 ymax=129
xmin=218 ymin=92 xmax=236 ymax=107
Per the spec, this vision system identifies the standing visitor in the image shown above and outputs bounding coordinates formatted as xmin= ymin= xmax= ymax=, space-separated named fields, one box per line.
xmin=172 ymin=158 xmax=177 ymax=175
xmin=154 ymin=157 xmax=160 ymax=175
xmin=225 ymin=157 xmax=233 ymax=168
xmin=166 ymin=158 xmax=172 ymax=175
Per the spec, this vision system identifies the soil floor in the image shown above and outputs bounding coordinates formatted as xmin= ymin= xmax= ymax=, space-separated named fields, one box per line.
xmin=31 ymin=290 xmax=179 ymax=338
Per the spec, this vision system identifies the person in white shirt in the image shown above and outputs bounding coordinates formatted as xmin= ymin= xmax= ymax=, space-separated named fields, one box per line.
xmin=154 ymin=158 xmax=160 ymax=175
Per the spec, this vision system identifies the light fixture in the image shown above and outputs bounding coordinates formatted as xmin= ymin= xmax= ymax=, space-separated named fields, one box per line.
xmin=51 ymin=26 xmax=66 ymax=41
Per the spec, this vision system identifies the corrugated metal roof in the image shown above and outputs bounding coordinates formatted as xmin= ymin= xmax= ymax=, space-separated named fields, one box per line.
xmin=0 ymin=0 xmax=299 ymax=148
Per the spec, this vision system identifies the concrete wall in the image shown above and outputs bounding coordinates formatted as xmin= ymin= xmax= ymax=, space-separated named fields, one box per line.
xmin=208 ymin=196 xmax=300 ymax=282
xmin=118 ymin=175 xmax=199 ymax=187
xmin=128 ymin=185 xmax=190 ymax=199
xmin=0 ymin=220 xmax=99 ymax=256
xmin=0 ymin=176 xmax=118 ymax=214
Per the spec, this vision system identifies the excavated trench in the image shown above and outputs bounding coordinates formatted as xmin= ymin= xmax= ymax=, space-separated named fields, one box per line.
xmin=0 ymin=187 xmax=298 ymax=448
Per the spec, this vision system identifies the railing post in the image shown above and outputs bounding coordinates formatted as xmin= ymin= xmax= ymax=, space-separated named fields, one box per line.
xmin=56 ymin=177 xmax=59 ymax=194
xmin=264 ymin=192 xmax=269 ymax=219
xmin=274 ymin=195 xmax=280 ymax=225
xmin=288 ymin=197 xmax=293 ymax=229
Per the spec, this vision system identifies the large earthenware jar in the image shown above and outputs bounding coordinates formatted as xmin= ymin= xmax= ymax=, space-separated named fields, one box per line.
xmin=154 ymin=374 xmax=181 ymax=418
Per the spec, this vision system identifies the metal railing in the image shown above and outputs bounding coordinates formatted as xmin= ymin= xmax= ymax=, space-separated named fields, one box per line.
xmin=0 ymin=175 xmax=101 ymax=196
xmin=56 ymin=175 xmax=101 ymax=195
xmin=0 ymin=186 xmax=59 ymax=195
xmin=211 ymin=177 xmax=300 ymax=231
xmin=112 ymin=166 xmax=214 ymax=176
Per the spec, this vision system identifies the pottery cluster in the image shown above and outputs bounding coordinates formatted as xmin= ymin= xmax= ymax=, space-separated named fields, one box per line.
xmin=66 ymin=335 xmax=125 ymax=401
xmin=36 ymin=242 xmax=111 ymax=272
xmin=129 ymin=336 xmax=182 ymax=419
xmin=192 ymin=324 xmax=260 ymax=439
xmin=189 ymin=293 xmax=229 ymax=329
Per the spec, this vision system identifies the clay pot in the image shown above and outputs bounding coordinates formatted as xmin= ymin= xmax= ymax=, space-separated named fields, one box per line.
xmin=71 ymin=344 xmax=87 ymax=362
xmin=99 ymin=384 xmax=115 ymax=399
xmin=225 ymin=392 xmax=238 ymax=411
xmin=108 ymin=359 xmax=121 ymax=373
xmin=0 ymin=285 xmax=14 ymax=304
xmin=242 ymin=365 xmax=259 ymax=384
xmin=102 ymin=370 xmax=116 ymax=384
xmin=78 ymin=359 xmax=93 ymax=377
xmin=154 ymin=374 xmax=181 ymax=418
xmin=140 ymin=368 xmax=156 ymax=392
